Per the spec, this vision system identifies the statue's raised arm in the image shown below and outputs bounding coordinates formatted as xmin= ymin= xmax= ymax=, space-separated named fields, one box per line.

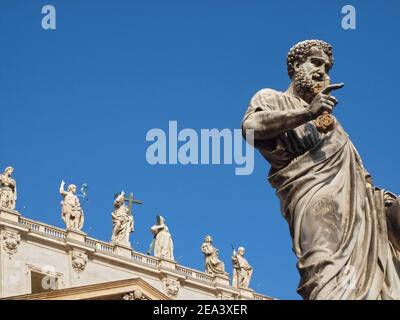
xmin=59 ymin=180 xmax=67 ymax=196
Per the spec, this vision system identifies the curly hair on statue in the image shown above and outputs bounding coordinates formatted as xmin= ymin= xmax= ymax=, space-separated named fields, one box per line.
xmin=287 ymin=40 xmax=334 ymax=78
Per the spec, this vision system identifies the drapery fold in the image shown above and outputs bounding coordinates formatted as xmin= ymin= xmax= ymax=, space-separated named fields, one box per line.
xmin=268 ymin=122 xmax=400 ymax=299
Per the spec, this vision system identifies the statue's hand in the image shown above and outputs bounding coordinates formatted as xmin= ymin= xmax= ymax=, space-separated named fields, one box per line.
xmin=308 ymin=83 xmax=344 ymax=118
xmin=59 ymin=180 xmax=66 ymax=194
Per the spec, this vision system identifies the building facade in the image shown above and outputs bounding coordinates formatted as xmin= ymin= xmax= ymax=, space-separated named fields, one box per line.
xmin=0 ymin=208 xmax=272 ymax=300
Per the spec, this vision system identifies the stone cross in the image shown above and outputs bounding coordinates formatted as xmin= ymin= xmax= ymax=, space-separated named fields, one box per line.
xmin=127 ymin=193 xmax=143 ymax=215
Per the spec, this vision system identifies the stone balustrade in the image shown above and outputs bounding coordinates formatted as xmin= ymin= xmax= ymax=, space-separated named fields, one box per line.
xmin=20 ymin=217 xmax=66 ymax=239
xmin=4 ymin=214 xmax=271 ymax=300
xmin=18 ymin=217 xmax=214 ymax=282
xmin=18 ymin=217 xmax=215 ymax=283
xmin=176 ymin=265 xmax=214 ymax=283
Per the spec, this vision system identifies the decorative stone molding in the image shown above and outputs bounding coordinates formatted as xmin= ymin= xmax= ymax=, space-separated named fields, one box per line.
xmin=164 ymin=278 xmax=180 ymax=298
xmin=1 ymin=229 xmax=21 ymax=256
xmin=122 ymin=289 xmax=148 ymax=300
xmin=218 ymin=292 xmax=235 ymax=300
xmin=71 ymin=251 xmax=88 ymax=273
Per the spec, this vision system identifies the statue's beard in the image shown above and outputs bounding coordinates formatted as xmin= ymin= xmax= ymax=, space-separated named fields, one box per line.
xmin=294 ymin=67 xmax=317 ymax=102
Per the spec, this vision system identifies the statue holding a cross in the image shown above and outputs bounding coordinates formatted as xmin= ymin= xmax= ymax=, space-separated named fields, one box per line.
xmin=111 ymin=191 xmax=142 ymax=247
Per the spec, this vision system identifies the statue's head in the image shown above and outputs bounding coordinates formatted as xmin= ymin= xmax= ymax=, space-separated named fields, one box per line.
xmin=204 ymin=235 xmax=213 ymax=243
xmin=238 ymin=247 xmax=245 ymax=255
xmin=114 ymin=191 xmax=125 ymax=207
xmin=157 ymin=215 xmax=165 ymax=225
xmin=68 ymin=184 xmax=77 ymax=194
xmin=4 ymin=166 xmax=14 ymax=176
xmin=287 ymin=40 xmax=334 ymax=101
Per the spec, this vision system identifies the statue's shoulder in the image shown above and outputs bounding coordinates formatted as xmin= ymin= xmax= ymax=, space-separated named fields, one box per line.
xmin=250 ymin=88 xmax=285 ymax=110
xmin=259 ymin=88 xmax=282 ymax=95
xmin=252 ymin=88 xmax=283 ymax=99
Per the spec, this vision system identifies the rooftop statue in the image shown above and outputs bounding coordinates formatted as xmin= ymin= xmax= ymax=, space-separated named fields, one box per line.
xmin=111 ymin=191 xmax=134 ymax=247
xmin=150 ymin=215 xmax=174 ymax=260
xmin=242 ymin=39 xmax=400 ymax=299
xmin=232 ymin=246 xmax=253 ymax=289
xmin=0 ymin=166 xmax=17 ymax=210
xmin=59 ymin=180 xmax=84 ymax=231
xmin=201 ymin=235 xmax=225 ymax=275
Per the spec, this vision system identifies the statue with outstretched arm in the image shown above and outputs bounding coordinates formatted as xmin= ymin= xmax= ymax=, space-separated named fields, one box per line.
xmin=60 ymin=180 xmax=84 ymax=231
xmin=242 ymin=40 xmax=400 ymax=300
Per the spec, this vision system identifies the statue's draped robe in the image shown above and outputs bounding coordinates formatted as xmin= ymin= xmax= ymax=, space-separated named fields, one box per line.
xmin=243 ymin=89 xmax=400 ymax=299
xmin=151 ymin=225 xmax=174 ymax=260
xmin=61 ymin=193 xmax=84 ymax=230
xmin=0 ymin=175 xmax=16 ymax=210
xmin=112 ymin=204 xmax=133 ymax=245
xmin=232 ymin=254 xmax=253 ymax=288
xmin=201 ymin=243 xmax=225 ymax=274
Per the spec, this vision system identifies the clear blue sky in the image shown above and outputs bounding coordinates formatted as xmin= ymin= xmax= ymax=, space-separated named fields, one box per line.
xmin=1 ymin=0 xmax=399 ymax=299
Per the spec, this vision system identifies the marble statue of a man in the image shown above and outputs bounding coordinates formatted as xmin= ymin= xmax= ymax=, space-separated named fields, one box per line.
xmin=111 ymin=191 xmax=133 ymax=246
xmin=232 ymin=247 xmax=253 ymax=288
xmin=59 ymin=180 xmax=84 ymax=231
xmin=150 ymin=215 xmax=174 ymax=260
xmin=242 ymin=39 xmax=400 ymax=299
xmin=0 ymin=166 xmax=17 ymax=210
xmin=201 ymin=235 xmax=225 ymax=275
